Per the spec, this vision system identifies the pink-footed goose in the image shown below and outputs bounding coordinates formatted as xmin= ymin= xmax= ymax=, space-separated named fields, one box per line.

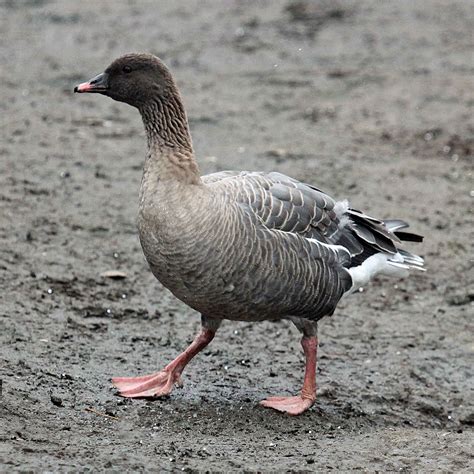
xmin=74 ymin=53 xmax=424 ymax=415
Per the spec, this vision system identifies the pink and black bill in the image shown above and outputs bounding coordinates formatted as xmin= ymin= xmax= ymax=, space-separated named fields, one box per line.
xmin=74 ymin=72 xmax=109 ymax=93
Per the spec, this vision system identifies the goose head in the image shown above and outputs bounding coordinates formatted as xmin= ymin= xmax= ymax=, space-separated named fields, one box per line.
xmin=74 ymin=53 xmax=175 ymax=108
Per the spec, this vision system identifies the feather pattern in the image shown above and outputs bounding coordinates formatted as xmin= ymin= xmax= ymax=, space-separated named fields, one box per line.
xmin=199 ymin=170 xmax=424 ymax=316
xmin=203 ymin=170 xmax=422 ymax=261
xmin=75 ymin=53 xmax=427 ymax=413
xmin=82 ymin=55 xmax=425 ymax=324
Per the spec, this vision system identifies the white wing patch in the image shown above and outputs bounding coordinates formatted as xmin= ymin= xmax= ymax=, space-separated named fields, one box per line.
xmin=333 ymin=199 xmax=351 ymax=230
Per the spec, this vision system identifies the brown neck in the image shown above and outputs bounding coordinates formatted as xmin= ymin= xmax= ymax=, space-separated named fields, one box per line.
xmin=139 ymin=90 xmax=201 ymax=185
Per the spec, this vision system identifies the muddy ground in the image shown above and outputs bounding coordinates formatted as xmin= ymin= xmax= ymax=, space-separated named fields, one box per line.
xmin=1 ymin=0 xmax=473 ymax=471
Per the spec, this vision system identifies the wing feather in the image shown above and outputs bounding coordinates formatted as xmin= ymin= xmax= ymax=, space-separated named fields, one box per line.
xmin=203 ymin=170 xmax=421 ymax=270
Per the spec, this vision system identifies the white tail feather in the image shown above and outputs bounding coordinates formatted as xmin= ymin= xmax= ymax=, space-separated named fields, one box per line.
xmin=346 ymin=251 xmax=424 ymax=294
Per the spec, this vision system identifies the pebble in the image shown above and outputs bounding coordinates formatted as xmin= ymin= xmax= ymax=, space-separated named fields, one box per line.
xmin=50 ymin=394 xmax=63 ymax=407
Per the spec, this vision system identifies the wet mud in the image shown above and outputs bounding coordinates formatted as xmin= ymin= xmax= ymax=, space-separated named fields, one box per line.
xmin=1 ymin=0 xmax=473 ymax=471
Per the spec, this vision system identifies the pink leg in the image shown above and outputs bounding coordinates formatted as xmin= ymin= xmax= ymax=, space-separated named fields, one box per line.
xmin=260 ymin=336 xmax=318 ymax=415
xmin=112 ymin=328 xmax=216 ymax=398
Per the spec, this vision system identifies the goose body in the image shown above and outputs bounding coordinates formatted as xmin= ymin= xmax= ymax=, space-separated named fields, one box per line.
xmin=139 ymin=171 xmax=351 ymax=322
xmin=75 ymin=53 xmax=424 ymax=415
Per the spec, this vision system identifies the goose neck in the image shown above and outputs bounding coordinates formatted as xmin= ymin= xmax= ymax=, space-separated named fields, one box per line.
xmin=139 ymin=93 xmax=201 ymax=185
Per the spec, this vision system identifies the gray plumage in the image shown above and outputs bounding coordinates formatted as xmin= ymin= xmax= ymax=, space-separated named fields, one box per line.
xmin=138 ymin=157 xmax=423 ymax=323
xmin=139 ymin=169 xmax=354 ymax=323
xmin=75 ymin=53 xmax=424 ymax=326
xmin=74 ymin=53 xmax=424 ymax=414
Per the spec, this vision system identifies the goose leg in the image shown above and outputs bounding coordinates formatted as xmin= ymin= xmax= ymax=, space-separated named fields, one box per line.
xmin=112 ymin=316 xmax=220 ymax=398
xmin=260 ymin=319 xmax=318 ymax=415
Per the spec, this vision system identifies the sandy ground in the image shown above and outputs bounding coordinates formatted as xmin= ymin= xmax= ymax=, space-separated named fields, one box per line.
xmin=1 ymin=0 xmax=473 ymax=471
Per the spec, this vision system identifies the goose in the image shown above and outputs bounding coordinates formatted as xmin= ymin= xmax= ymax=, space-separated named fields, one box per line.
xmin=74 ymin=53 xmax=424 ymax=415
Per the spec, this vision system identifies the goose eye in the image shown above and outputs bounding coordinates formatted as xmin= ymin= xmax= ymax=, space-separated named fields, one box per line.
xmin=122 ymin=65 xmax=132 ymax=74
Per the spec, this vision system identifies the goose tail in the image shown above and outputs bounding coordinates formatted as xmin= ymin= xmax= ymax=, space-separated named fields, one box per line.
xmin=341 ymin=215 xmax=425 ymax=294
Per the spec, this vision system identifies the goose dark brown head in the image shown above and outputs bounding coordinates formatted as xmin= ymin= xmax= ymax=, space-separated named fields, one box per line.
xmin=74 ymin=53 xmax=176 ymax=108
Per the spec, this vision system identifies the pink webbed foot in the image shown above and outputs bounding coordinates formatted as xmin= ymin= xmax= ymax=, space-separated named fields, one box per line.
xmin=112 ymin=326 xmax=217 ymax=399
xmin=260 ymin=335 xmax=318 ymax=415
xmin=260 ymin=395 xmax=315 ymax=416
xmin=112 ymin=369 xmax=182 ymax=398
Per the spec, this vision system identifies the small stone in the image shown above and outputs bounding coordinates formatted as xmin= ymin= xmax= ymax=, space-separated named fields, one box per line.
xmin=100 ymin=270 xmax=127 ymax=279
xmin=266 ymin=148 xmax=287 ymax=158
xmin=460 ymin=413 xmax=474 ymax=425
xmin=446 ymin=292 xmax=473 ymax=306
xmin=50 ymin=394 xmax=63 ymax=407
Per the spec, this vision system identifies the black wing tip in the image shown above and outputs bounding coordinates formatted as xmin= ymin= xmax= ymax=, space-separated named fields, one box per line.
xmin=394 ymin=231 xmax=424 ymax=243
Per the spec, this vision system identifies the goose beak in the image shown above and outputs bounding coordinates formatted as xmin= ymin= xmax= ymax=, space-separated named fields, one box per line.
xmin=74 ymin=72 xmax=109 ymax=93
